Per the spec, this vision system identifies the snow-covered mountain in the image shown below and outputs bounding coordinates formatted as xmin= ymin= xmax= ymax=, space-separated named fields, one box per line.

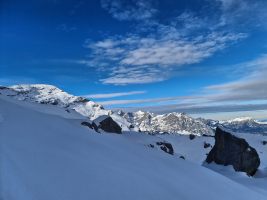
xmin=122 ymin=110 xmax=214 ymax=136
xmin=1 ymin=84 xmax=266 ymax=136
xmin=0 ymin=84 xmax=131 ymax=130
xmin=1 ymin=92 xmax=267 ymax=200
xmin=200 ymin=117 xmax=267 ymax=135
xmin=0 ymin=84 xmax=213 ymax=135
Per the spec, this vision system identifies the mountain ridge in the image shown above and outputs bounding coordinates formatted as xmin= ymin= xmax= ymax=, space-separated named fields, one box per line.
xmin=1 ymin=84 xmax=266 ymax=135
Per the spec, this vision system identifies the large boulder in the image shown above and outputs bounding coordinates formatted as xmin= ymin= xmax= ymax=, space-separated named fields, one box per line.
xmin=156 ymin=142 xmax=174 ymax=155
xmin=206 ymin=127 xmax=260 ymax=176
xmin=93 ymin=115 xmax=122 ymax=134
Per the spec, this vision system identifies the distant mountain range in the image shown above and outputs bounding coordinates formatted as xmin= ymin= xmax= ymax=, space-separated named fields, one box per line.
xmin=1 ymin=84 xmax=266 ymax=135
xmin=120 ymin=110 xmax=214 ymax=136
xmin=199 ymin=117 xmax=267 ymax=135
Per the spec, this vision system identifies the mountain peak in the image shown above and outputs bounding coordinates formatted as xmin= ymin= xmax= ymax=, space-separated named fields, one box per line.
xmin=0 ymin=84 xmax=131 ymax=131
xmin=4 ymin=84 xmax=90 ymax=107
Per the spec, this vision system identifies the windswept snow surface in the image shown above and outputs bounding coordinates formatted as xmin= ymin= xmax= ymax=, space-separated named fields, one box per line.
xmin=0 ymin=95 xmax=266 ymax=200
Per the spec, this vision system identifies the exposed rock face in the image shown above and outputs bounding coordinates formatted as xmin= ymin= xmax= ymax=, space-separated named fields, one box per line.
xmin=156 ymin=142 xmax=174 ymax=155
xmin=189 ymin=134 xmax=195 ymax=140
xmin=179 ymin=156 xmax=185 ymax=160
xmin=206 ymin=127 xmax=260 ymax=176
xmin=123 ymin=111 xmax=214 ymax=136
xmin=93 ymin=115 xmax=122 ymax=134
xmin=204 ymin=142 xmax=211 ymax=149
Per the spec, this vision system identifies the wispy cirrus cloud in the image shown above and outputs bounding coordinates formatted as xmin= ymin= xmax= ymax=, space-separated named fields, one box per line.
xmin=85 ymin=30 xmax=246 ymax=85
xmin=78 ymin=0 xmax=249 ymax=85
xmin=122 ymin=102 xmax=267 ymax=114
xmin=98 ymin=96 xmax=184 ymax=106
xmin=85 ymin=90 xmax=146 ymax=99
xmin=215 ymin=0 xmax=267 ymax=28
xmin=204 ymin=54 xmax=267 ymax=102
xmin=101 ymin=0 xmax=157 ymax=21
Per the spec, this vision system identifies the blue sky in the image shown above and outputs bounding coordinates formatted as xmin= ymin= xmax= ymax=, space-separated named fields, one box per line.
xmin=1 ymin=0 xmax=267 ymax=119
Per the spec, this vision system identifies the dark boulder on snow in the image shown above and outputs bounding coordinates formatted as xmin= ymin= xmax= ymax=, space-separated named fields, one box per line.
xmin=189 ymin=134 xmax=196 ymax=140
xmin=179 ymin=155 xmax=185 ymax=160
xmin=128 ymin=124 xmax=135 ymax=129
xmin=93 ymin=115 xmax=122 ymax=134
xmin=206 ymin=127 xmax=260 ymax=176
xmin=204 ymin=142 xmax=211 ymax=149
xmin=156 ymin=142 xmax=174 ymax=155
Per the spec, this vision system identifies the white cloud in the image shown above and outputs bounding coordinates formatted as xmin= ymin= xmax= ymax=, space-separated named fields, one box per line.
xmin=98 ymin=96 xmax=183 ymax=106
xmin=204 ymin=54 xmax=267 ymax=102
xmin=85 ymin=30 xmax=246 ymax=85
xmin=101 ymin=0 xmax=157 ymax=21
xmin=100 ymin=64 xmax=169 ymax=85
xmin=80 ymin=0 xmax=255 ymax=85
xmin=215 ymin=0 xmax=267 ymax=27
xmin=85 ymin=90 xmax=146 ymax=99
xmin=119 ymin=32 xmax=246 ymax=66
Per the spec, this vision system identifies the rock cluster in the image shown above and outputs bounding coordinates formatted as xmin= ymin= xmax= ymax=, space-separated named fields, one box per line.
xmin=156 ymin=142 xmax=174 ymax=155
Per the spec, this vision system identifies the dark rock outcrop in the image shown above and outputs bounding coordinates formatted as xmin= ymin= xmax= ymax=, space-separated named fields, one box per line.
xmin=204 ymin=142 xmax=211 ymax=149
xmin=93 ymin=115 xmax=122 ymax=134
xmin=0 ymin=86 xmax=8 ymax=90
xmin=179 ymin=155 xmax=185 ymax=160
xmin=262 ymin=141 xmax=267 ymax=145
xmin=74 ymin=96 xmax=90 ymax=103
xmin=206 ymin=127 xmax=260 ymax=176
xmin=189 ymin=134 xmax=196 ymax=140
xmin=128 ymin=124 xmax=134 ymax=129
xmin=156 ymin=142 xmax=174 ymax=155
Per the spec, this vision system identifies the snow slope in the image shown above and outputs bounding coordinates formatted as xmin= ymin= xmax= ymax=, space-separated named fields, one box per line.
xmin=0 ymin=84 xmax=131 ymax=131
xmin=159 ymin=132 xmax=267 ymax=196
xmin=0 ymin=95 xmax=265 ymax=200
